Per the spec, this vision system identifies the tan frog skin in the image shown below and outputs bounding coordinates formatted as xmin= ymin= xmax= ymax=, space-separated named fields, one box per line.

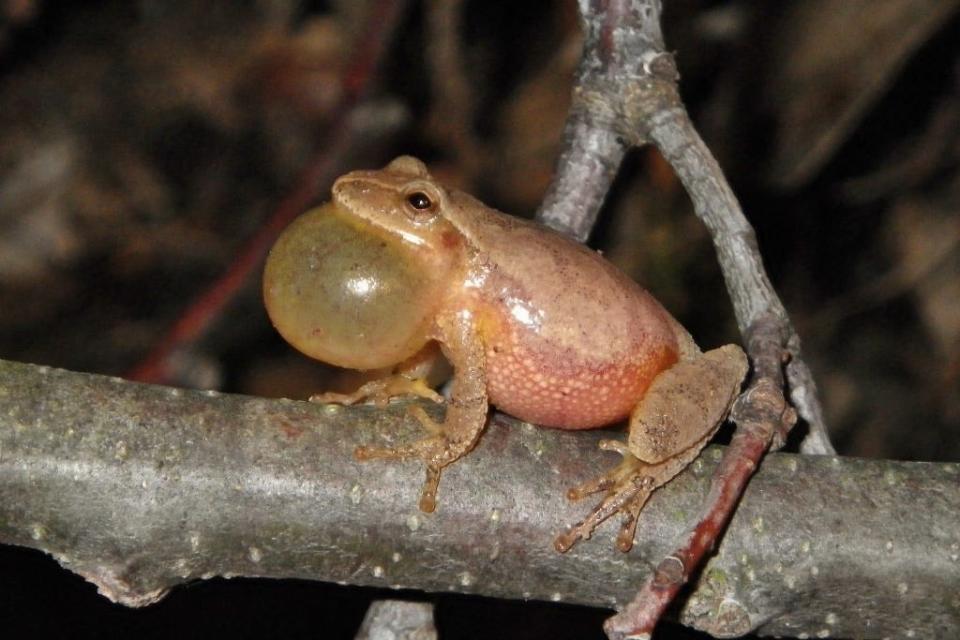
xmin=262 ymin=156 xmax=748 ymax=551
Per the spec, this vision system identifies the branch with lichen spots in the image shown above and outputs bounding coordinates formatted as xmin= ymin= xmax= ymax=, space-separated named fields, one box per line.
xmin=1 ymin=359 xmax=956 ymax=638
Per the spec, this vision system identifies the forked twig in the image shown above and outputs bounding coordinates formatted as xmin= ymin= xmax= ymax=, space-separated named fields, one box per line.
xmin=535 ymin=1 xmax=832 ymax=636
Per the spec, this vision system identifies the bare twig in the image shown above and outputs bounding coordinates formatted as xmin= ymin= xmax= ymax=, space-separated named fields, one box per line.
xmin=127 ymin=0 xmax=410 ymax=385
xmin=534 ymin=0 xmax=641 ymax=241
xmin=641 ymin=82 xmax=833 ymax=457
xmin=1 ymin=359 xmax=957 ymax=638
xmin=535 ymin=1 xmax=836 ymax=635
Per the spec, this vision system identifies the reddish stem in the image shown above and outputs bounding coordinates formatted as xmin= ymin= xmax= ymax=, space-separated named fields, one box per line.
xmin=605 ymin=318 xmax=796 ymax=639
xmin=127 ymin=0 xmax=409 ymax=385
xmin=604 ymin=424 xmax=769 ymax=637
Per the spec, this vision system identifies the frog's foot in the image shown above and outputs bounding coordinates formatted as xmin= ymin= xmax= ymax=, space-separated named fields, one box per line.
xmin=310 ymin=375 xmax=443 ymax=407
xmin=354 ymin=405 xmax=470 ymax=513
xmin=554 ymin=439 xmax=664 ymax=553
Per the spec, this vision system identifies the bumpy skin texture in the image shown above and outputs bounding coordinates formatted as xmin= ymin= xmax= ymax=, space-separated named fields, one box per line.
xmin=462 ymin=217 xmax=682 ymax=429
xmin=263 ymin=156 xmax=747 ymax=548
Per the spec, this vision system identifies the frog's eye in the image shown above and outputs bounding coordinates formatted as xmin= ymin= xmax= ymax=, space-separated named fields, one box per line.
xmin=407 ymin=192 xmax=432 ymax=210
xmin=403 ymin=187 xmax=440 ymax=220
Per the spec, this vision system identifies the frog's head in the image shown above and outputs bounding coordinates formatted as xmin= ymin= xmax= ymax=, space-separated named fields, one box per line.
xmin=262 ymin=157 xmax=463 ymax=370
xmin=330 ymin=156 xmax=463 ymax=254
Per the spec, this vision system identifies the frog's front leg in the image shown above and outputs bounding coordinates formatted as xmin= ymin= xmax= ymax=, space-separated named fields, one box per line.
xmin=310 ymin=376 xmax=442 ymax=407
xmin=355 ymin=310 xmax=489 ymax=513
xmin=556 ymin=344 xmax=748 ymax=553
xmin=310 ymin=343 xmax=447 ymax=407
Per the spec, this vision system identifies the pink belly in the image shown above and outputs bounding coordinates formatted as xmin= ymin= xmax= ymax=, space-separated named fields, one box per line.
xmin=484 ymin=339 xmax=677 ymax=429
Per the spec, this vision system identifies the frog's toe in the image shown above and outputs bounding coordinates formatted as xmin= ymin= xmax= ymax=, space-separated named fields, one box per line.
xmin=419 ymin=465 xmax=441 ymax=513
xmin=354 ymin=430 xmax=460 ymax=514
xmin=555 ymin=447 xmax=662 ymax=553
xmin=408 ymin=404 xmax=446 ymax=436
xmin=614 ymin=491 xmax=648 ymax=552
xmin=311 ymin=376 xmax=442 ymax=407
xmin=351 ymin=402 xmax=449 ymax=461
xmin=353 ymin=441 xmax=447 ymax=513
xmin=564 ymin=438 xmax=639 ymax=500
xmin=310 ymin=390 xmax=362 ymax=405
xmin=555 ymin=472 xmax=654 ymax=553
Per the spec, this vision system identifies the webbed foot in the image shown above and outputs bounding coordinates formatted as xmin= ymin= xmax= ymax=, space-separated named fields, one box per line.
xmin=555 ymin=441 xmax=660 ymax=553
xmin=354 ymin=404 xmax=466 ymax=513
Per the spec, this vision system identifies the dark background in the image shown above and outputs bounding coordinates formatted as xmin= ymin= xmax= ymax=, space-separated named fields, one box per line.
xmin=1 ymin=1 xmax=958 ymax=637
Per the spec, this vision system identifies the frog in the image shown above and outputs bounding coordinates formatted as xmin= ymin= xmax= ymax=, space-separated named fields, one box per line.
xmin=262 ymin=156 xmax=748 ymax=552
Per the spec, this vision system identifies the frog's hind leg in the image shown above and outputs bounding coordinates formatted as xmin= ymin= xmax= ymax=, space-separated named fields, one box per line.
xmin=354 ymin=313 xmax=489 ymax=513
xmin=556 ymin=345 xmax=747 ymax=553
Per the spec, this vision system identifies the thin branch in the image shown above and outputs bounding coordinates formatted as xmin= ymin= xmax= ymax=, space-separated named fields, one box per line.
xmin=1 ymin=359 xmax=957 ymax=638
xmin=535 ymin=1 xmax=835 ymax=635
xmin=642 ymin=93 xmax=833 ymax=457
xmin=605 ymin=315 xmax=797 ymax=637
xmin=535 ymin=0 xmax=664 ymax=242
xmin=535 ymin=114 xmax=627 ymax=241
xmin=127 ymin=0 xmax=410 ymax=385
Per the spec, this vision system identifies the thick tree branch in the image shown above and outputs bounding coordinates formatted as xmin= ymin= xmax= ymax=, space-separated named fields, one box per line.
xmin=1 ymin=359 xmax=957 ymax=638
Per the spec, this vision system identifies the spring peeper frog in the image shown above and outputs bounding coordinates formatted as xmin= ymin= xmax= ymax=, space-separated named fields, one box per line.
xmin=262 ymin=156 xmax=748 ymax=552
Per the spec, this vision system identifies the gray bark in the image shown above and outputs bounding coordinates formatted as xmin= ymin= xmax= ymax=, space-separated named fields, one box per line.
xmin=355 ymin=601 xmax=437 ymax=640
xmin=0 ymin=359 xmax=957 ymax=638
xmin=646 ymin=107 xmax=834 ymax=456
xmin=535 ymin=0 xmax=834 ymax=456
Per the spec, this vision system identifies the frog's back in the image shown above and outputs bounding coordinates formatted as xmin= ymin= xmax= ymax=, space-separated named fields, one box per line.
xmin=447 ymin=195 xmax=687 ymax=429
